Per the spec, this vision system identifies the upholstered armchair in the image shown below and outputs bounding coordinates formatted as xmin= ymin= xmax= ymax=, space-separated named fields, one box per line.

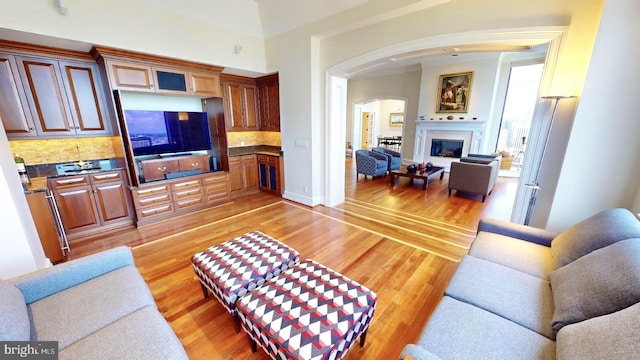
xmin=372 ymin=147 xmax=401 ymax=173
xmin=448 ymin=156 xmax=500 ymax=202
xmin=355 ymin=150 xmax=389 ymax=179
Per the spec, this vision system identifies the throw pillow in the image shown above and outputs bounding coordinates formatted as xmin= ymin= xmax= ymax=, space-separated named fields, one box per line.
xmin=0 ymin=279 xmax=30 ymax=340
xmin=550 ymin=208 xmax=640 ymax=269
xmin=549 ymin=238 xmax=640 ymax=335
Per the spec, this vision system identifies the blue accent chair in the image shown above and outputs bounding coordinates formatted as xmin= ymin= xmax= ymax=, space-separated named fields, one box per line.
xmin=355 ymin=150 xmax=388 ymax=179
xmin=372 ymin=147 xmax=401 ymax=173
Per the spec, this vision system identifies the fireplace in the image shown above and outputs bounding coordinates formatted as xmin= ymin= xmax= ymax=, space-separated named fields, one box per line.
xmin=430 ymin=139 xmax=463 ymax=158
xmin=413 ymin=119 xmax=487 ymax=168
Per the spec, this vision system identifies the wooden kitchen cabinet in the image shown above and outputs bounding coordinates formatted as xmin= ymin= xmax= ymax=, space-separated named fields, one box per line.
xmin=104 ymin=59 xmax=154 ymax=92
xmin=131 ymin=183 xmax=174 ymax=223
xmin=16 ymin=56 xmax=112 ymax=137
xmin=256 ymin=74 xmax=280 ymax=131
xmin=203 ymin=172 xmax=229 ymax=203
xmin=221 ymin=76 xmax=259 ymax=131
xmin=229 ymin=155 xmax=259 ymax=197
xmin=96 ymin=49 xmax=222 ymax=97
xmin=26 ymin=191 xmax=65 ymax=263
xmin=257 ymin=154 xmax=281 ymax=194
xmin=141 ymin=158 xmax=181 ymax=182
xmin=91 ymin=171 xmax=133 ymax=226
xmin=48 ymin=170 xmax=133 ymax=239
xmin=50 ymin=182 xmax=101 ymax=234
xmin=140 ymin=154 xmax=210 ymax=182
xmin=0 ymin=53 xmax=37 ymax=137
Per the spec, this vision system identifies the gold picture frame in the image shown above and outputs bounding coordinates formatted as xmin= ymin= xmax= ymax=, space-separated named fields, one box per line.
xmin=436 ymin=71 xmax=472 ymax=113
xmin=389 ymin=112 xmax=404 ymax=126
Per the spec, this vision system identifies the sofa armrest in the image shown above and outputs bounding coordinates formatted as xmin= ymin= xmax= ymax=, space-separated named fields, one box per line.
xmin=10 ymin=246 xmax=135 ymax=304
xmin=399 ymin=344 xmax=443 ymax=360
xmin=478 ymin=218 xmax=557 ymax=247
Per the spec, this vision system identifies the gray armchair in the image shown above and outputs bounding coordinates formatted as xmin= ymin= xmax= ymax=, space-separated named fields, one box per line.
xmin=372 ymin=147 xmax=401 ymax=173
xmin=448 ymin=156 xmax=499 ymax=202
xmin=355 ymin=150 xmax=388 ymax=179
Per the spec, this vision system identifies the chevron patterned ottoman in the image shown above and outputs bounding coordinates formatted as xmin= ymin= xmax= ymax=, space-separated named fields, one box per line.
xmin=237 ymin=259 xmax=377 ymax=360
xmin=191 ymin=231 xmax=300 ymax=332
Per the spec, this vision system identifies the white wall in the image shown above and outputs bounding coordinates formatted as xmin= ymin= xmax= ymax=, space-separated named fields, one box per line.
xmin=545 ymin=0 xmax=640 ymax=231
xmin=268 ymin=0 xmax=603 ymax=208
xmin=0 ymin=122 xmax=47 ymax=279
xmin=346 ymin=71 xmax=421 ymax=158
xmin=417 ymin=57 xmax=501 ymax=154
xmin=0 ymin=0 xmax=267 ymax=74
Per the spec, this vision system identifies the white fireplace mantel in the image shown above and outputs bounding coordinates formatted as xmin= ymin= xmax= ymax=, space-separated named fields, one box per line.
xmin=413 ymin=119 xmax=487 ymax=164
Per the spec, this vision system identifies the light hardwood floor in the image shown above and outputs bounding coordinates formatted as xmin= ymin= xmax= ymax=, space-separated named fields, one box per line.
xmin=67 ymin=157 xmax=518 ymax=359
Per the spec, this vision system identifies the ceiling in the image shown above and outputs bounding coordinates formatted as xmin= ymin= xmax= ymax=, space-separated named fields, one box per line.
xmin=0 ymin=1 xmax=549 ymax=78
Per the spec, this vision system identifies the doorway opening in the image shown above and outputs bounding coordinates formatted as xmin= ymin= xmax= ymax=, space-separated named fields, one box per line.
xmin=351 ymin=99 xmax=405 ymax=154
xmin=496 ymin=61 xmax=544 ymax=177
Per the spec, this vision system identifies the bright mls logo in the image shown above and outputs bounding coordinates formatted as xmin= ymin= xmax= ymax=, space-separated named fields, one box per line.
xmin=1 ymin=342 xmax=58 ymax=359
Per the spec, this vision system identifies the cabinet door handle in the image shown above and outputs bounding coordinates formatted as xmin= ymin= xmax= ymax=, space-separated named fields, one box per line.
xmin=29 ymin=127 xmax=34 ymax=131
xmin=157 ymin=166 xmax=167 ymax=172
xmin=57 ymin=177 xmax=86 ymax=185
xmin=94 ymin=173 xmax=119 ymax=180
xmin=192 ymin=162 xmax=199 ymax=167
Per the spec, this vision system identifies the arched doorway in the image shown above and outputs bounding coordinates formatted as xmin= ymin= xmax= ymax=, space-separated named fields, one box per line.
xmin=325 ymin=27 xmax=565 ymax=225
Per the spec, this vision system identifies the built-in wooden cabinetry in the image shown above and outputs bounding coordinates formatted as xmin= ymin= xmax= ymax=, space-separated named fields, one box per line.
xmin=0 ymin=53 xmax=36 ymax=137
xmin=220 ymin=75 xmax=259 ymax=131
xmin=139 ymin=154 xmax=209 ymax=182
xmin=257 ymin=154 xmax=282 ymax=194
xmin=0 ymin=43 xmax=114 ymax=139
xmin=256 ymin=74 xmax=280 ymax=131
xmin=47 ymin=170 xmax=133 ymax=240
xmin=26 ymin=191 xmax=65 ymax=263
xmin=229 ymin=155 xmax=259 ymax=197
xmin=221 ymin=73 xmax=280 ymax=132
xmin=131 ymin=171 xmax=229 ymax=225
xmin=92 ymin=47 xmax=223 ymax=98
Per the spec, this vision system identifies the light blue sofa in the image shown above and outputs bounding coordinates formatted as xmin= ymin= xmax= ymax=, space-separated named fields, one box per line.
xmin=0 ymin=246 xmax=188 ymax=359
xmin=400 ymin=208 xmax=640 ymax=359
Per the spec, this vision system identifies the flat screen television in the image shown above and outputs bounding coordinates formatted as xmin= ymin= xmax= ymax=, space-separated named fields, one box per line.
xmin=124 ymin=110 xmax=211 ymax=156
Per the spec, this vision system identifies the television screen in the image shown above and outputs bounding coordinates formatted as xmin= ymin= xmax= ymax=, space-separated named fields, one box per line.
xmin=124 ymin=110 xmax=211 ymax=156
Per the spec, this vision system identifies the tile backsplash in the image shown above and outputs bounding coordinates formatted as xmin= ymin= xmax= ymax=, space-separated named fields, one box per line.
xmin=9 ymin=137 xmax=119 ymax=165
xmin=227 ymin=131 xmax=281 ymax=148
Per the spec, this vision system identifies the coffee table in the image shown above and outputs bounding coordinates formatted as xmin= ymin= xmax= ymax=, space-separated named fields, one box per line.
xmin=390 ymin=165 xmax=445 ymax=190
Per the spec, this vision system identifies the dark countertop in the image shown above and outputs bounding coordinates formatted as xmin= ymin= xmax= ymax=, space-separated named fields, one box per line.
xmin=24 ymin=177 xmax=48 ymax=194
xmin=228 ymin=145 xmax=282 ymax=157
xmin=23 ymin=158 xmax=125 ymax=194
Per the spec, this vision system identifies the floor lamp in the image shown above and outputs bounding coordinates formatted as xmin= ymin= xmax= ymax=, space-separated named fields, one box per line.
xmin=523 ymin=95 xmax=576 ymax=226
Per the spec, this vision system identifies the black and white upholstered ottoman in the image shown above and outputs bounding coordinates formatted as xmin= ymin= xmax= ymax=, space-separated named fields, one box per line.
xmin=236 ymin=259 xmax=377 ymax=359
xmin=191 ymin=231 xmax=300 ymax=332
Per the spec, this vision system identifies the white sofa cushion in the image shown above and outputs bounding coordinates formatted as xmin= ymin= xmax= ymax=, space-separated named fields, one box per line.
xmin=549 ymin=239 xmax=640 ymax=334
xmin=0 ymin=279 xmax=30 ymax=340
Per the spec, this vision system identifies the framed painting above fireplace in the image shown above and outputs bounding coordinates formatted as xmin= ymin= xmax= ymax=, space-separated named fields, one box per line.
xmin=436 ymin=71 xmax=472 ymax=113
